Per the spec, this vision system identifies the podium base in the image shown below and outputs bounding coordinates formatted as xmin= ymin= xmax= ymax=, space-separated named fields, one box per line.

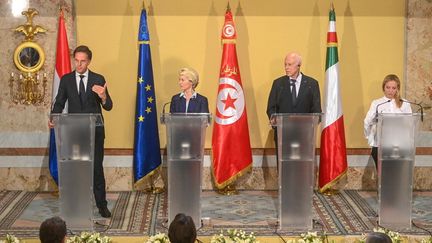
xmin=217 ymin=184 xmax=238 ymax=195
xmin=144 ymin=186 xmax=165 ymax=194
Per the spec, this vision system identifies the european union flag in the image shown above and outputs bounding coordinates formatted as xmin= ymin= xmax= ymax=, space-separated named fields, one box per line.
xmin=133 ymin=8 xmax=162 ymax=187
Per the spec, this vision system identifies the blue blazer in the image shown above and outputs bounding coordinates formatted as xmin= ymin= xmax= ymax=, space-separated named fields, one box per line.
xmin=169 ymin=93 xmax=209 ymax=113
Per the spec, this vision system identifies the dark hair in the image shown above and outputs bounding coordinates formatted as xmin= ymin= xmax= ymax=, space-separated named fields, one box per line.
xmin=73 ymin=45 xmax=92 ymax=60
xmin=168 ymin=213 xmax=197 ymax=243
xmin=39 ymin=216 xmax=67 ymax=243
xmin=365 ymin=232 xmax=392 ymax=243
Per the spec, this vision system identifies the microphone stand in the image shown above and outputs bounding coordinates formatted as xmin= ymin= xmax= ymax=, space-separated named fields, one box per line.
xmin=401 ymin=99 xmax=424 ymax=122
xmin=374 ymin=100 xmax=391 ymax=122
xmin=160 ymin=101 xmax=171 ymax=123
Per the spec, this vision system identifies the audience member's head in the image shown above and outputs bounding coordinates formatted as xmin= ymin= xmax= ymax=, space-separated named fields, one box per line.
xmin=365 ymin=232 xmax=392 ymax=243
xmin=39 ymin=216 xmax=67 ymax=243
xmin=168 ymin=213 xmax=197 ymax=243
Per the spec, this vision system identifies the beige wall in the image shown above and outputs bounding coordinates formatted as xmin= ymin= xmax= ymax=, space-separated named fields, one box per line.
xmin=75 ymin=0 xmax=405 ymax=149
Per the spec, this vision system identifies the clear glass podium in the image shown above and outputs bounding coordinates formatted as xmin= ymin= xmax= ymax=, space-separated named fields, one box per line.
xmin=271 ymin=113 xmax=321 ymax=230
xmin=51 ymin=113 xmax=102 ymax=230
xmin=377 ymin=113 xmax=421 ymax=230
xmin=161 ymin=113 xmax=211 ymax=227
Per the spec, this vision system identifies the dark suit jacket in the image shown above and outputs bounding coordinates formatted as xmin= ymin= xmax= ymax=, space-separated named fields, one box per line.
xmin=169 ymin=93 xmax=209 ymax=113
xmin=52 ymin=70 xmax=113 ymax=136
xmin=266 ymin=73 xmax=321 ymax=119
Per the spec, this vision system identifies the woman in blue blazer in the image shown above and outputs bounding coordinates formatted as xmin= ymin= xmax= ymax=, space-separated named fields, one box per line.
xmin=169 ymin=67 xmax=209 ymax=113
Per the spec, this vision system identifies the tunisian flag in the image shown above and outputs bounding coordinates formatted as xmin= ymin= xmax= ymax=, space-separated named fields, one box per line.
xmin=319 ymin=6 xmax=348 ymax=192
xmin=212 ymin=8 xmax=252 ymax=189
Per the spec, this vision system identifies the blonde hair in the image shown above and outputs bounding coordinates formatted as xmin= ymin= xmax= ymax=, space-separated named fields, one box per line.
xmin=382 ymin=74 xmax=402 ymax=108
xmin=179 ymin=67 xmax=199 ymax=89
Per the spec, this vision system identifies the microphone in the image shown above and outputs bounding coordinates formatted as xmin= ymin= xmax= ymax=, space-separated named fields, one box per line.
xmin=160 ymin=101 xmax=171 ymax=123
xmin=400 ymin=99 xmax=424 ymax=122
xmin=374 ymin=99 xmax=391 ymax=122
xmin=162 ymin=101 xmax=171 ymax=114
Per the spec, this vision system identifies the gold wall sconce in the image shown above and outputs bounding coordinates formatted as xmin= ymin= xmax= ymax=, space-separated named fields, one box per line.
xmin=10 ymin=8 xmax=48 ymax=105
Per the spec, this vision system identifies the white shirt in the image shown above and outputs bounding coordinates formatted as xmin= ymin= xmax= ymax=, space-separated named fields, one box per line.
xmin=289 ymin=73 xmax=302 ymax=97
xmin=75 ymin=70 xmax=89 ymax=93
xmin=364 ymin=96 xmax=412 ymax=146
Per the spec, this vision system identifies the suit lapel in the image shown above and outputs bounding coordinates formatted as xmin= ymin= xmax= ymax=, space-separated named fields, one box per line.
xmin=70 ymin=71 xmax=80 ymax=97
xmin=83 ymin=71 xmax=94 ymax=104
xmin=297 ymin=76 xmax=308 ymax=102
xmin=188 ymin=97 xmax=197 ymax=112
xmin=86 ymin=72 xmax=92 ymax=92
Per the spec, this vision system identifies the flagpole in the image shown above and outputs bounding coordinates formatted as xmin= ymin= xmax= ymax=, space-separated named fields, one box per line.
xmin=217 ymin=184 xmax=238 ymax=195
xmin=133 ymin=5 xmax=164 ymax=194
xmin=50 ymin=4 xmax=59 ymax=195
xmin=139 ymin=3 xmax=163 ymax=195
xmin=143 ymin=166 xmax=164 ymax=194
xmin=213 ymin=4 xmax=252 ymax=195
xmin=216 ymin=3 xmax=238 ymax=196
xmin=319 ymin=4 xmax=348 ymax=194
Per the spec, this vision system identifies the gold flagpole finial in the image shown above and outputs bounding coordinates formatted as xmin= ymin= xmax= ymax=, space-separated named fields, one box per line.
xmin=227 ymin=2 xmax=231 ymax=11
xmin=330 ymin=2 xmax=334 ymax=11
xmin=142 ymin=0 xmax=146 ymax=10
xmin=58 ymin=4 xmax=64 ymax=17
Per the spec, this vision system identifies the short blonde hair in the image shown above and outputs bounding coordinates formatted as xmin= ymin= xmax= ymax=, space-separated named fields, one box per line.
xmin=179 ymin=67 xmax=199 ymax=89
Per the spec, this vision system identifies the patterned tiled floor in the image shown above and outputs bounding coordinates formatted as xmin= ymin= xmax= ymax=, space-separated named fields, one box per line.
xmin=202 ymin=191 xmax=277 ymax=224
xmin=0 ymin=190 xmax=431 ymax=237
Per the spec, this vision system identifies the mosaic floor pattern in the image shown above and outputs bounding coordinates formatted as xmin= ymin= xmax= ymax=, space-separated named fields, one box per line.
xmin=0 ymin=190 xmax=431 ymax=238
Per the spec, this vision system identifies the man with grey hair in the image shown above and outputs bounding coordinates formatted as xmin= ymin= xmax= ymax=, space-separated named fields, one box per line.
xmin=266 ymin=52 xmax=321 ymax=154
xmin=267 ymin=52 xmax=321 ymax=117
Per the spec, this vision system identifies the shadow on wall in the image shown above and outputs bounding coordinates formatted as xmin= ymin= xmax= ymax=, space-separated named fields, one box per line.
xmin=75 ymin=0 xmax=405 ymax=17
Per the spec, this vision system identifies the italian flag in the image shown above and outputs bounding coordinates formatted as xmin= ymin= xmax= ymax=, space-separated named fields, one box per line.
xmin=319 ymin=6 xmax=348 ymax=192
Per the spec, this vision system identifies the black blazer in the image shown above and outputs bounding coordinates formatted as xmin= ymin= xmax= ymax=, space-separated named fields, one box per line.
xmin=266 ymin=73 xmax=321 ymax=119
xmin=52 ymin=70 xmax=113 ymax=135
xmin=169 ymin=93 xmax=209 ymax=113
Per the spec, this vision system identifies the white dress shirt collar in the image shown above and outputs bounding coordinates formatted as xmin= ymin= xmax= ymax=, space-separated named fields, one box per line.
xmin=179 ymin=91 xmax=197 ymax=99
xmin=75 ymin=70 xmax=89 ymax=92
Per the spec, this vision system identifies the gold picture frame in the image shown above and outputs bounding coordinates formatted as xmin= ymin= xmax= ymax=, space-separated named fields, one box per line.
xmin=13 ymin=41 xmax=45 ymax=73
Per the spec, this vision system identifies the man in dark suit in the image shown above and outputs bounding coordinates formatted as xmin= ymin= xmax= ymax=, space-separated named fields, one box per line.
xmin=50 ymin=45 xmax=113 ymax=218
xmin=267 ymin=52 xmax=321 ymax=117
xmin=266 ymin=52 xmax=321 ymax=155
